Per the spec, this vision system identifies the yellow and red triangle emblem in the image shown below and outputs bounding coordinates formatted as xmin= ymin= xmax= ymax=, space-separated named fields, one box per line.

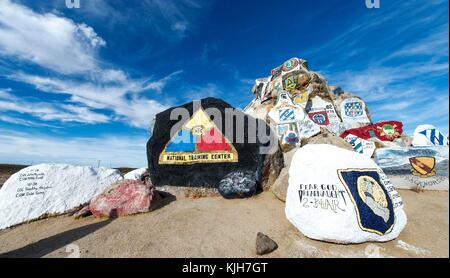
xmin=159 ymin=108 xmax=238 ymax=165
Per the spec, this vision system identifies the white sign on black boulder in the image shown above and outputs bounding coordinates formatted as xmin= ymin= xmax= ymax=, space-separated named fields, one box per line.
xmin=285 ymin=144 xmax=407 ymax=244
xmin=0 ymin=164 xmax=123 ymax=230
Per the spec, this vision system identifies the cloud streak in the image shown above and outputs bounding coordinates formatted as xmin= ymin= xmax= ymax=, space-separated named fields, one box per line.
xmin=0 ymin=129 xmax=148 ymax=167
xmin=0 ymin=0 xmax=105 ymax=74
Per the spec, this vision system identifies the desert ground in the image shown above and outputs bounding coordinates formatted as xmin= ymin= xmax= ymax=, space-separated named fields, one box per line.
xmin=0 ymin=164 xmax=448 ymax=258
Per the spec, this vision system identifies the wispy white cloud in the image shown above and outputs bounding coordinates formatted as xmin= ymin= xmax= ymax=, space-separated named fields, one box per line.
xmin=0 ymin=0 xmax=185 ymax=129
xmin=7 ymin=70 xmax=182 ymax=128
xmin=0 ymin=0 xmax=105 ymax=74
xmin=0 ymin=89 xmax=109 ymax=124
xmin=308 ymin=0 xmax=449 ymax=135
xmin=0 ymin=115 xmax=61 ymax=128
xmin=0 ymin=129 xmax=148 ymax=168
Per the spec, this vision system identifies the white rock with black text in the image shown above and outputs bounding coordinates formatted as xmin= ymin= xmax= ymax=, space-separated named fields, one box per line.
xmin=0 ymin=164 xmax=123 ymax=230
xmin=285 ymin=144 xmax=407 ymax=244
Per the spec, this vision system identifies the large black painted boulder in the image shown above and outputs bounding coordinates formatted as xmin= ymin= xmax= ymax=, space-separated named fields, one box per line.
xmin=147 ymin=97 xmax=283 ymax=198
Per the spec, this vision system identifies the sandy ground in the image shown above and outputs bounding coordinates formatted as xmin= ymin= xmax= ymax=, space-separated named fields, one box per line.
xmin=0 ymin=189 xmax=448 ymax=258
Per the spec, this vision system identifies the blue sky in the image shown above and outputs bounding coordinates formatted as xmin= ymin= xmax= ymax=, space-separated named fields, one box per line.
xmin=0 ymin=0 xmax=448 ymax=167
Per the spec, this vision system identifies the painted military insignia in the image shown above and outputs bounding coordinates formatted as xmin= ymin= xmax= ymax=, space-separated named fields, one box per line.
xmin=282 ymin=73 xmax=297 ymax=91
xmin=279 ymin=108 xmax=295 ymax=122
xmin=293 ymin=91 xmax=308 ymax=105
xmin=282 ymin=58 xmax=299 ymax=72
xmin=308 ymin=111 xmax=329 ymax=125
xmin=282 ymin=131 xmax=299 ymax=145
xmin=337 ymin=169 xmax=395 ymax=235
xmin=159 ymin=108 xmax=238 ymax=165
xmin=409 ymin=156 xmax=436 ymax=178
xmin=344 ymin=101 xmax=364 ymax=117
xmin=376 ymin=123 xmax=400 ymax=140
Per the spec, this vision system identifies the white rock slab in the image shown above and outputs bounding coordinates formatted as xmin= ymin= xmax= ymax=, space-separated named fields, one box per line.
xmin=343 ymin=134 xmax=376 ymax=157
xmin=297 ymin=118 xmax=320 ymax=140
xmin=285 ymin=144 xmax=407 ymax=244
xmin=124 ymin=167 xmax=148 ymax=180
xmin=340 ymin=97 xmax=371 ymax=130
xmin=0 ymin=164 xmax=123 ymax=230
xmin=412 ymin=124 xmax=449 ymax=147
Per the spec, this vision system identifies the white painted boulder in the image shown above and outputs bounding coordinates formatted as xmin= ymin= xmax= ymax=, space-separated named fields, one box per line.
xmin=412 ymin=124 xmax=449 ymax=147
xmin=0 ymin=164 xmax=122 ymax=230
xmin=285 ymin=144 xmax=407 ymax=244
xmin=375 ymin=147 xmax=449 ymax=191
xmin=124 ymin=167 xmax=148 ymax=180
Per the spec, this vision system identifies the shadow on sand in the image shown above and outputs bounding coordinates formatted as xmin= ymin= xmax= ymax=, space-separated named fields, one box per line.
xmin=0 ymin=219 xmax=114 ymax=258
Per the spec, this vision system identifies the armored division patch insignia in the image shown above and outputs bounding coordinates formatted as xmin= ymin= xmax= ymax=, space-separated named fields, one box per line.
xmin=337 ymin=169 xmax=395 ymax=235
xmin=159 ymin=108 xmax=238 ymax=165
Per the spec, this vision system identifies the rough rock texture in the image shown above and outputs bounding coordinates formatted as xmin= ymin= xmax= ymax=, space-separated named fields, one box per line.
xmin=73 ymin=205 xmax=92 ymax=219
xmin=285 ymin=144 xmax=407 ymax=244
xmin=271 ymin=148 xmax=296 ymax=202
xmin=302 ymin=128 xmax=354 ymax=152
xmin=256 ymin=232 xmax=278 ymax=255
xmin=90 ymin=180 xmax=156 ymax=218
xmin=219 ymin=171 xmax=258 ymax=199
xmin=0 ymin=164 xmax=122 ymax=230
xmin=260 ymin=143 xmax=284 ymax=191
xmin=147 ymin=97 xmax=283 ymax=197
xmin=271 ymin=168 xmax=289 ymax=202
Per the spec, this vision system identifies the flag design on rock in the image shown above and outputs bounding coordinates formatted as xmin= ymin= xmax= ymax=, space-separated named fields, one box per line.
xmin=159 ymin=108 xmax=238 ymax=165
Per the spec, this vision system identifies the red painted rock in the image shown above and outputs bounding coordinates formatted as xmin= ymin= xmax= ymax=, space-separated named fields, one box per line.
xmin=340 ymin=121 xmax=403 ymax=141
xmin=90 ymin=180 xmax=155 ymax=218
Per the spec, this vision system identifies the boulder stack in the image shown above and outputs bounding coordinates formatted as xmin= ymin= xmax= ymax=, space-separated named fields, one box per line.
xmin=147 ymin=97 xmax=283 ymax=198
xmin=243 ymin=57 xmax=403 ymax=155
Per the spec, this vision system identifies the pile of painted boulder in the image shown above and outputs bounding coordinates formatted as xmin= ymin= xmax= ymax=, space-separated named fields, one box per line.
xmin=244 ymin=57 xmax=448 ymax=244
xmin=244 ymin=57 xmax=407 ymax=156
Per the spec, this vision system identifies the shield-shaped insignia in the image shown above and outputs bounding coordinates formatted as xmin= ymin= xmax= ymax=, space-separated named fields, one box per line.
xmin=337 ymin=169 xmax=395 ymax=235
xmin=409 ymin=156 xmax=436 ymax=178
